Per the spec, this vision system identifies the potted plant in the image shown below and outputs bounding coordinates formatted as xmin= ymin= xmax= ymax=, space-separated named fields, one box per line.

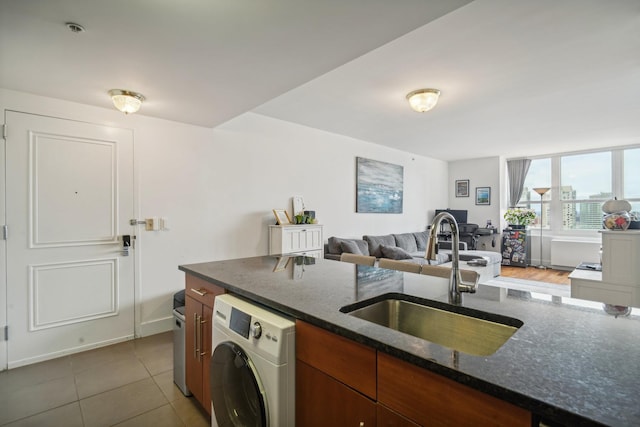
xmin=504 ymin=207 xmax=536 ymax=229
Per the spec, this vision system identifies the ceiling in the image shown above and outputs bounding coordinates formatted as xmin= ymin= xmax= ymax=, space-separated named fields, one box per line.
xmin=1 ymin=0 xmax=639 ymax=161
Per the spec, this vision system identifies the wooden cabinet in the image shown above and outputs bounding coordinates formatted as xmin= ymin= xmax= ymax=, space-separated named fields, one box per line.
xmin=378 ymin=353 xmax=530 ymax=427
xmin=296 ymin=321 xmax=377 ymax=426
xmin=377 ymin=405 xmax=420 ymax=427
xmin=297 ymin=360 xmax=376 ymax=427
xmin=296 ymin=320 xmax=532 ymax=427
xmin=184 ymin=274 xmax=225 ymax=414
xmin=269 ymin=224 xmax=323 ymax=256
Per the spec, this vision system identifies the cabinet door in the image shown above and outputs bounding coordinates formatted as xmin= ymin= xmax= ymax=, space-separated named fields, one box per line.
xmin=185 ymin=296 xmax=203 ymax=404
xmin=602 ymin=233 xmax=640 ymax=285
xmin=377 ymin=404 xmax=421 ymax=427
xmin=378 ymin=353 xmax=531 ymax=427
xmin=296 ymin=321 xmax=377 ymax=399
xmin=297 ymin=360 xmax=376 ymax=427
xmin=281 ymin=228 xmax=298 ymax=253
xmin=303 ymin=228 xmax=323 ymax=251
xmin=201 ymin=304 xmax=213 ymax=415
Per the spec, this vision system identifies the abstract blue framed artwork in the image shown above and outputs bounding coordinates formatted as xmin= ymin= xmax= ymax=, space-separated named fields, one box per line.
xmin=356 ymin=157 xmax=403 ymax=213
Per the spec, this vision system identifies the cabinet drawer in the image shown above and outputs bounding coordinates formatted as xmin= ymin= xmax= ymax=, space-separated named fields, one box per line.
xmin=296 ymin=321 xmax=376 ymax=399
xmin=186 ymin=274 xmax=225 ymax=307
xmin=378 ymin=353 xmax=531 ymax=427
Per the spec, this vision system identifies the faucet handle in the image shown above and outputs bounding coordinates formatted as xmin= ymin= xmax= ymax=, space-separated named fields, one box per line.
xmin=457 ymin=269 xmax=479 ymax=294
xmin=458 ymin=282 xmax=477 ymax=294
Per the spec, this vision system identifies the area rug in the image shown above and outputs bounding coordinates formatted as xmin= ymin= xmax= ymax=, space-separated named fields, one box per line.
xmin=484 ymin=276 xmax=571 ymax=298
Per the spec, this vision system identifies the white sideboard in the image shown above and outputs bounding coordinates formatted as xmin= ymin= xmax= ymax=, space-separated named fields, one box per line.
xmin=268 ymin=224 xmax=323 ymax=257
xmin=570 ymin=230 xmax=640 ymax=307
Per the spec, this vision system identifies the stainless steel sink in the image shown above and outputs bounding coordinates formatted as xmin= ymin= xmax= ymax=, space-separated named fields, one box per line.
xmin=340 ymin=293 xmax=523 ymax=356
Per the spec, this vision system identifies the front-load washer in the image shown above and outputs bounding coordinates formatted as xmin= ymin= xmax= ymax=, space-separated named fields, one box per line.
xmin=210 ymin=294 xmax=295 ymax=427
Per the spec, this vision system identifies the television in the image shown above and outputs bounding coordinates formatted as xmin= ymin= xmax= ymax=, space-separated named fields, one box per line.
xmin=434 ymin=209 xmax=468 ymax=224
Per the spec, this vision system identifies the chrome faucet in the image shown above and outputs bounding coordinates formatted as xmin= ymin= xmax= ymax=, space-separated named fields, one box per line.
xmin=426 ymin=211 xmax=477 ymax=305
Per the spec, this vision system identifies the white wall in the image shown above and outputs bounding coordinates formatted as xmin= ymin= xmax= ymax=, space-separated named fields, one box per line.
xmin=0 ymin=88 xmax=448 ymax=338
xmin=447 ymin=156 xmax=505 ymax=252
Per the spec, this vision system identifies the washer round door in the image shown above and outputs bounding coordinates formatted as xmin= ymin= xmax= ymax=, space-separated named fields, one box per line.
xmin=210 ymin=341 xmax=268 ymax=427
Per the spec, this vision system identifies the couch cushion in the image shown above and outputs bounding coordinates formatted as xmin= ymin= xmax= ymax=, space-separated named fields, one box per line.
xmin=327 ymin=237 xmax=369 ymax=256
xmin=363 ymin=234 xmax=396 ymax=258
xmin=413 ymin=231 xmax=429 ymax=251
xmin=393 ymin=233 xmax=418 ymax=253
xmin=340 ymin=240 xmax=363 ymax=255
xmin=380 ymin=244 xmax=414 ymax=260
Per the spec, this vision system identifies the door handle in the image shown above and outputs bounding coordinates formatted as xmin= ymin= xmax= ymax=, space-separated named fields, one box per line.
xmin=190 ymin=288 xmax=207 ymax=297
xmin=193 ymin=313 xmax=199 ymax=359
xmin=200 ymin=318 xmax=208 ymax=357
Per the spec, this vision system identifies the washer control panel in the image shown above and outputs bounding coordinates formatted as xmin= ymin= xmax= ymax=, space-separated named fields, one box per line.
xmin=214 ymin=293 xmax=295 ymax=363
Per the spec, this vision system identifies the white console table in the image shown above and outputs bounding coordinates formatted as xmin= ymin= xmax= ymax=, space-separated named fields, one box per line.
xmin=570 ymin=230 xmax=640 ymax=307
xmin=268 ymin=224 xmax=323 ymax=257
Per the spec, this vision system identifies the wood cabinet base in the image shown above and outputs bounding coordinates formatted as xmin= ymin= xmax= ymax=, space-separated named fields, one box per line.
xmin=184 ymin=274 xmax=225 ymax=415
xmin=378 ymin=353 xmax=531 ymax=426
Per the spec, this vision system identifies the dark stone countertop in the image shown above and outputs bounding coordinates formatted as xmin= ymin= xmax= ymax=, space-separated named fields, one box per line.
xmin=179 ymin=255 xmax=640 ymax=426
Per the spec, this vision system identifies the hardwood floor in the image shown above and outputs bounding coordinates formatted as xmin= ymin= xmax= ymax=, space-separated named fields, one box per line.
xmin=500 ymin=265 xmax=571 ymax=285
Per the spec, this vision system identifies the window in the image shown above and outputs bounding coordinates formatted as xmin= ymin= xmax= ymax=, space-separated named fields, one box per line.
xmin=512 ymin=146 xmax=639 ymax=234
xmin=561 ymin=152 xmax=611 ymax=230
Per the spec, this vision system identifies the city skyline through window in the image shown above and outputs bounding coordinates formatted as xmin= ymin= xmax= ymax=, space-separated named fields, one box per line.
xmin=515 ymin=147 xmax=638 ymax=233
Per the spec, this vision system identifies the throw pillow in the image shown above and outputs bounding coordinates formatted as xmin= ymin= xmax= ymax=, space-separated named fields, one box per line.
xmin=353 ymin=239 xmax=370 ymax=256
xmin=363 ymin=234 xmax=396 ymax=258
xmin=393 ymin=233 xmax=418 ymax=253
xmin=327 ymin=236 xmax=344 ymax=254
xmin=340 ymin=240 xmax=363 ymax=255
xmin=380 ymin=244 xmax=414 ymax=260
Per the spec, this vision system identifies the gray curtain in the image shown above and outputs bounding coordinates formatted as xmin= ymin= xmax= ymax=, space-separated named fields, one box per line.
xmin=507 ymin=159 xmax=531 ymax=207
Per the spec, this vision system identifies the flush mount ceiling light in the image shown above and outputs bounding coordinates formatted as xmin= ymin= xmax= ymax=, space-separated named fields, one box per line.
xmin=65 ymin=22 xmax=86 ymax=33
xmin=108 ymin=89 xmax=145 ymax=114
xmin=406 ymin=88 xmax=440 ymax=112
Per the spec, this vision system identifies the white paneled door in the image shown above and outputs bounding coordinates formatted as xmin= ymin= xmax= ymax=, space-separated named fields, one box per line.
xmin=5 ymin=111 xmax=135 ymax=368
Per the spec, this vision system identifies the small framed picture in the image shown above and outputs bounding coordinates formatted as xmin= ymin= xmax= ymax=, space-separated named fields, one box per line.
xmin=475 ymin=187 xmax=491 ymax=205
xmin=272 ymin=209 xmax=292 ymax=225
xmin=455 ymin=180 xmax=469 ymax=197
xmin=273 ymin=256 xmax=291 ymax=272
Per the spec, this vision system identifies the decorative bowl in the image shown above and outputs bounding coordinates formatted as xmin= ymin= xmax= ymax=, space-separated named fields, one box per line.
xmin=603 ymin=211 xmax=630 ymax=230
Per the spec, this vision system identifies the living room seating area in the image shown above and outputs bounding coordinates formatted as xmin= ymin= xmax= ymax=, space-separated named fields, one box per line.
xmin=325 ymin=232 xmax=502 ymax=283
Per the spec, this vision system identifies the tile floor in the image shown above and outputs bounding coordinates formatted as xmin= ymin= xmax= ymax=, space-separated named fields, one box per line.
xmin=0 ymin=332 xmax=210 ymax=427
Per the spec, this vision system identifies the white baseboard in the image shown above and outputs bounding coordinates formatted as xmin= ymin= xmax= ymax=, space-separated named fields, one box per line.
xmin=8 ymin=334 xmax=134 ymax=369
xmin=139 ymin=316 xmax=173 ymax=337
xmin=7 ymin=317 xmax=174 ymax=369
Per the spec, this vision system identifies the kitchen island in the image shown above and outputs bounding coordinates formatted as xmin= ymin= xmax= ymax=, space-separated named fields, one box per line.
xmin=179 ymin=255 xmax=640 ymax=426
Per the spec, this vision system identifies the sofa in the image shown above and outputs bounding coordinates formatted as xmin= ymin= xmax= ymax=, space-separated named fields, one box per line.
xmin=324 ymin=232 xmax=501 ymax=282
